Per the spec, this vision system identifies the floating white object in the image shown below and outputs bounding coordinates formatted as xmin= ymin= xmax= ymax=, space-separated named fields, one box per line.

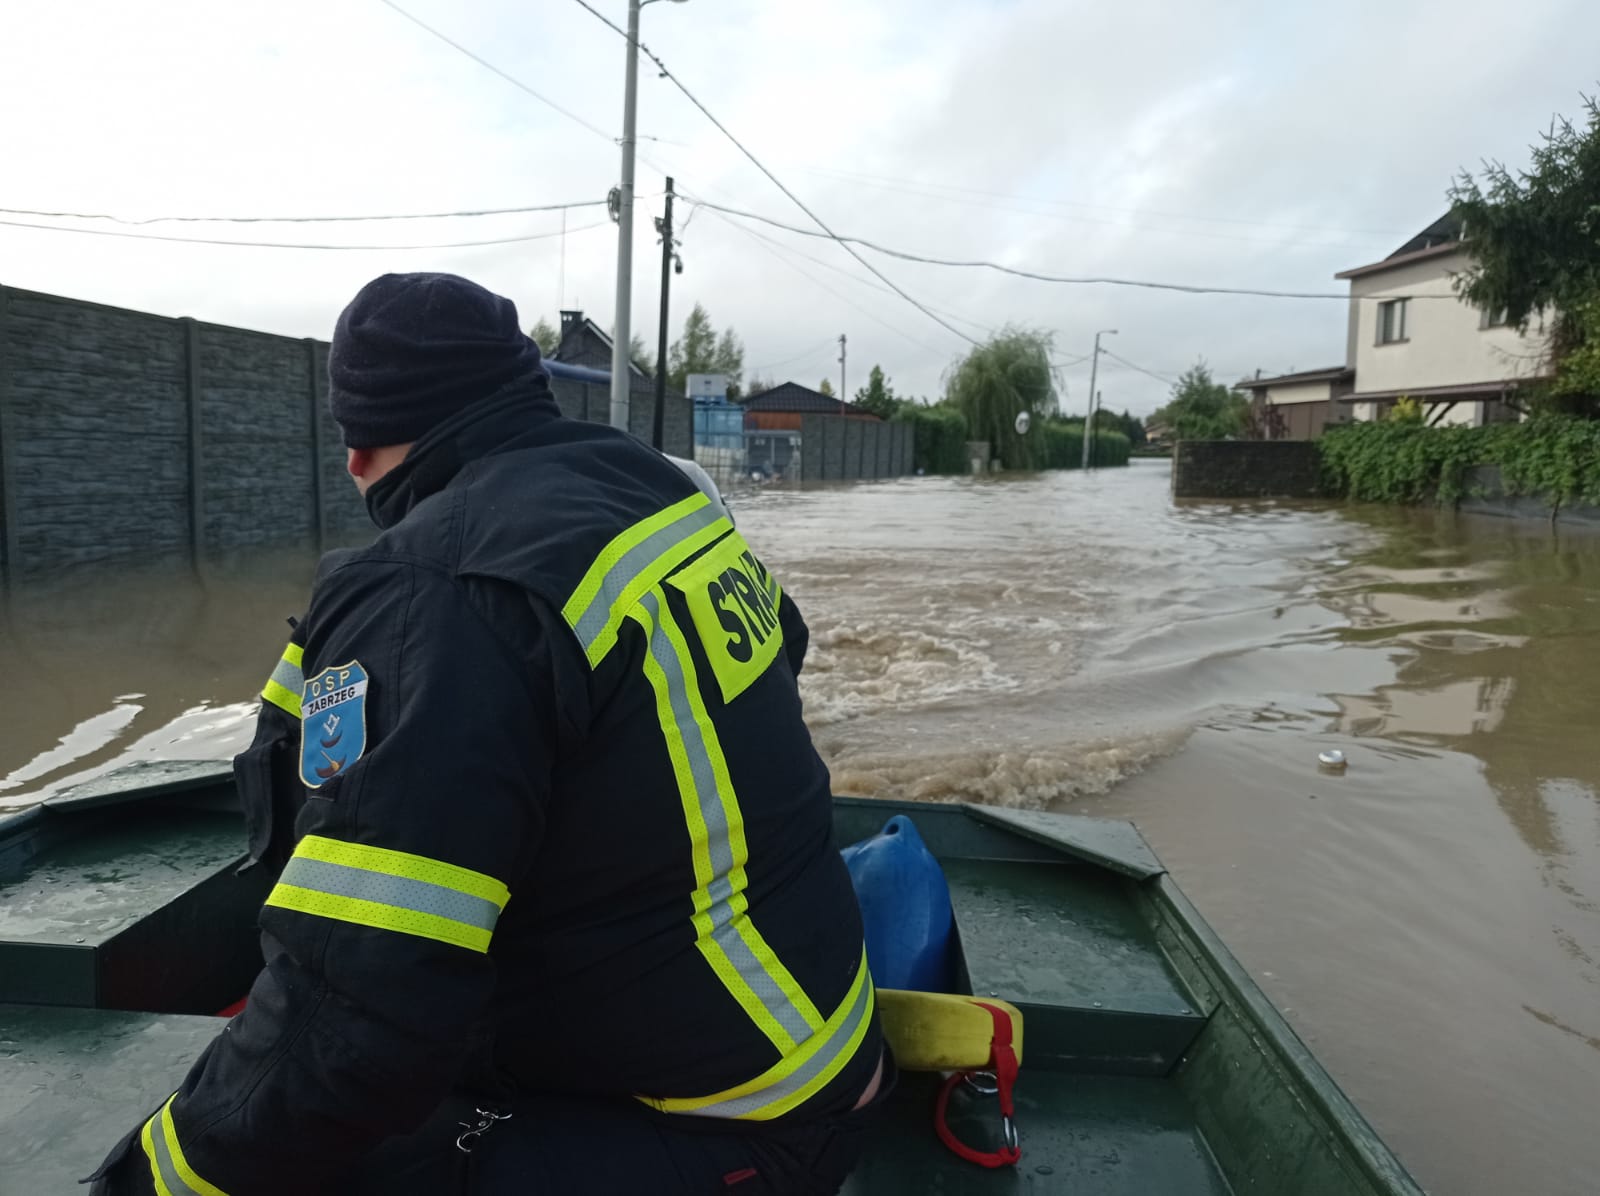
xmin=1317 ymin=749 xmax=1347 ymax=771
xmin=1014 ymin=411 xmax=1031 ymax=435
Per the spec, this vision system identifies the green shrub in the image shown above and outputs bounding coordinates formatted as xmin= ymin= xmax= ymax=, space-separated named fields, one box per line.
xmin=1091 ymin=430 xmax=1131 ymax=467
xmin=1039 ymin=421 xmax=1129 ymax=469
xmin=893 ymin=403 xmax=970 ymax=474
xmin=1319 ymin=416 xmax=1600 ymax=506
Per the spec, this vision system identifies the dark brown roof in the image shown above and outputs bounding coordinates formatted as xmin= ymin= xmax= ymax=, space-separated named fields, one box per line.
xmin=742 ymin=382 xmax=878 ymax=417
xmin=1234 ymin=365 xmax=1353 ymax=391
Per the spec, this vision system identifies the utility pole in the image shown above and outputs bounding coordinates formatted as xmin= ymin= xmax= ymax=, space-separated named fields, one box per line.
xmin=651 ymin=178 xmax=677 ymax=451
xmin=1082 ymin=328 xmax=1117 ymax=469
xmin=1090 ymin=389 xmax=1103 ymax=468
xmin=838 ymin=333 xmax=847 ymax=414
xmin=608 ymin=0 xmax=644 ymax=431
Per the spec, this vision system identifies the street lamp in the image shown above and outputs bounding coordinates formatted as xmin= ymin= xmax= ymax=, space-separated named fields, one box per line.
xmin=609 ymin=0 xmax=689 ymax=433
xmin=1082 ymin=329 xmax=1117 ymax=470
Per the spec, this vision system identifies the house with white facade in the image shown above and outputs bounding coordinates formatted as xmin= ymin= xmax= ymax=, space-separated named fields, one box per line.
xmin=1237 ymin=215 xmax=1551 ymax=435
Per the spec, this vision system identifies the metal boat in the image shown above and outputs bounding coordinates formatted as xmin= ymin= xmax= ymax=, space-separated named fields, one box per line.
xmin=0 ymin=761 xmax=1422 ymax=1194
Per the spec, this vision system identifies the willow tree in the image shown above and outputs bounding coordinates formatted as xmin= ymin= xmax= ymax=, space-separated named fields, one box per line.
xmin=945 ymin=329 xmax=1058 ymax=469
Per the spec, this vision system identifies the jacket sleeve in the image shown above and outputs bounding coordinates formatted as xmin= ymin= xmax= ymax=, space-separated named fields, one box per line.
xmin=778 ymin=589 xmax=810 ymax=679
xmin=92 ymin=562 xmax=555 ymax=1195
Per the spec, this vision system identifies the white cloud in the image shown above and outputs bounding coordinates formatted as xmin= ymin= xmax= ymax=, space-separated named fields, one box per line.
xmin=1 ymin=0 xmax=1596 ymax=414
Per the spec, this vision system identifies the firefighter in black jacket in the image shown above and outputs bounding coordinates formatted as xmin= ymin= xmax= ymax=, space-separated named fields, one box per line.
xmin=90 ymin=273 xmax=887 ymax=1195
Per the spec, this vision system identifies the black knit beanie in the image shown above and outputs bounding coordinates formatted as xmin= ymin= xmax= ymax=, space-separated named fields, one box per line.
xmin=328 ymin=272 xmax=546 ymax=449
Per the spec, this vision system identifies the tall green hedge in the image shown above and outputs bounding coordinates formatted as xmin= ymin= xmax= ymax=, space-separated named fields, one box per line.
xmin=893 ymin=404 xmax=969 ymax=473
xmin=1319 ymin=416 xmax=1600 ymax=505
xmin=891 ymin=406 xmax=1131 ymax=475
xmin=1041 ymin=422 xmax=1130 ymax=468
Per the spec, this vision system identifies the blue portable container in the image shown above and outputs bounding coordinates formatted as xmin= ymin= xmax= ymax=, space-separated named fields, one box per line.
xmin=839 ymin=815 xmax=956 ymax=992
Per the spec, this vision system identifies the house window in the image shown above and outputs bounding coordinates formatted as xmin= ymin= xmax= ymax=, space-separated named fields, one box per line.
xmin=1479 ymin=305 xmax=1510 ymax=329
xmin=1376 ymin=298 xmax=1409 ymax=345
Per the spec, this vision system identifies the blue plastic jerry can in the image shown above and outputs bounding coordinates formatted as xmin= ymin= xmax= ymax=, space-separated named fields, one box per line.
xmin=840 ymin=815 xmax=956 ymax=993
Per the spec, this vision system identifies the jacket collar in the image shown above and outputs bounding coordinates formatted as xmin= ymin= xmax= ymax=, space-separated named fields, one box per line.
xmin=365 ymin=375 xmax=560 ymax=530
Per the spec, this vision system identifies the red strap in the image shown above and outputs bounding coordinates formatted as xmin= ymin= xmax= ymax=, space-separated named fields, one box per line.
xmin=932 ymin=1001 xmax=1021 ymax=1168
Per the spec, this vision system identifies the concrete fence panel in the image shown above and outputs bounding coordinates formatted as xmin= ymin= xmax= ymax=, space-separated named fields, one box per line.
xmin=823 ymin=416 xmax=845 ymax=479
xmin=841 ymin=419 xmax=863 ymax=481
xmin=0 ymin=287 xmax=699 ymax=584
xmin=1171 ymin=441 xmax=1324 ymax=499
xmin=1 ymin=289 xmax=190 ymax=578
xmin=199 ymin=324 xmax=315 ymax=552
xmin=799 ymin=415 xmax=823 ymax=482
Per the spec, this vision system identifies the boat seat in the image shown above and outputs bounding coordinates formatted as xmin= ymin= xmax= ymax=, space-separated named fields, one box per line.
xmin=842 ymin=1069 xmax=1233 ymax=1195
xmin=942 ymin=857 xmax=1206 ymax=1076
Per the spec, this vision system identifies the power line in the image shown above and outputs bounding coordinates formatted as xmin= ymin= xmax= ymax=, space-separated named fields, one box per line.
xmin=375 ymin=0 xmax=615 ymax=144
xmin=748 ymin=338 xmax=841 ymax=375
xmin=0 ymin=216 xmax=609 ymax=251
xmin=782 ymin=162 xmax=1410 ymax=242
xmin=1100 ymin=350 xmax=1177 ymax=384
xmin=704 ymin=209 xmax=945 ymax=356
xmin=688 ymin=190 xmax=993 ymax=336
xmin=692 ymin=198 xmax=1457 ymax=302
xmin=0 ymin=199 xmax=608 ymax=226
xmin=568 ymin=0 xmax=978 ymax=347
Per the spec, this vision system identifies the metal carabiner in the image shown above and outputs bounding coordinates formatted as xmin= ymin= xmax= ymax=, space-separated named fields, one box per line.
xmin=963 ymin=1070 xmax=1000 ymax=1097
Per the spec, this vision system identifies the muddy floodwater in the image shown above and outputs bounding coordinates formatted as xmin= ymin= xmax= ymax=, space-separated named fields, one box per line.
xmin=3 ymin=459 xmax=1597 ymax=1194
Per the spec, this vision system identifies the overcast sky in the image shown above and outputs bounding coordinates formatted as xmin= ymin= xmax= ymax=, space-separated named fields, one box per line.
xmin=2 ymin=0 xmax=1596 ymax=416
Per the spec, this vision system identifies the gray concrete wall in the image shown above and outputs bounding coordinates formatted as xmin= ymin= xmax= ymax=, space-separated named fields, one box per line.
xmin=199 ymin=325 xmax=316 ymax=552
xmin=1171 ymin=440 xmax=1325 ymax=499
xmin=1 ymin=291 xmax=192 ymax=577
xmin=789 ymin=414 xmax=913 ymax=483
xmin=841 ymin=420 xmax=863 ymax=481
xmin=823 ymin=416 xmax=847 ymax=479
xmin=799 ymin=415 xmax=824 ymax=482
xmin=0 ymin=287 xmax=692 ymax=583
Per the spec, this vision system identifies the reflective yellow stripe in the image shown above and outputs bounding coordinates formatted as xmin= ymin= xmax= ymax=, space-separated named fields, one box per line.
xmin=263 ymin=835 xmax=509 ymax=953
xmin=141 ymin=1095 xmax=230 ymax=1196
xmin=261 ymin=641 xmax=305 ymax=718
xmin=641 ymin=949 xmax=875 ymax=1121
xmin=654 ymin=598 xmax=822 ymax=1033
xmin=632 ymin=590 xmax=827 ymax=1063
xmin=562 ymin=492 xmax=734 ymax=667
xmin=291 ymin=835 xmax=510 ymax=905
xmin=262 ymin=679 xmax=300 ymax=717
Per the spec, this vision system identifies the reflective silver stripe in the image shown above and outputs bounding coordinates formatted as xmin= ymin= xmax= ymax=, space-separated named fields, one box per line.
xmin=570 ymin=502 xmax=728 ymax=654
xmin=637 ymin=589 xmax=815 ymax=1046
xmin=268 ymin=655 xmax=302 ymax=696
xmin=145 ymin=1100 xmax=226 ymax=1196
xmin=678 ymin=964 xmax=876 ymax=1119
xmin=277 ymin=856 xmax=501 ymax=934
